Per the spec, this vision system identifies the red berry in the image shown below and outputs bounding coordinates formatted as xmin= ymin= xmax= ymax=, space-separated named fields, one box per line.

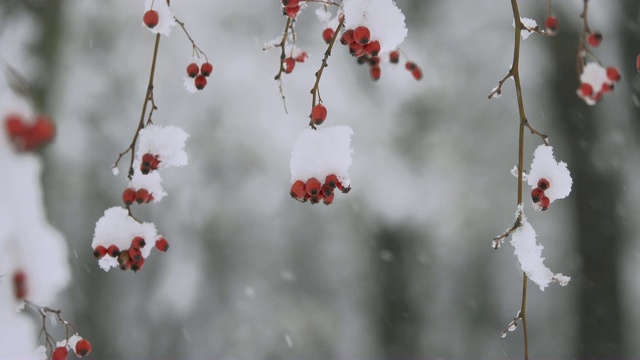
xmin=132 ymin=236 xmax=146 ymax=249
xmin=284 ymin=57 xmax=296 ymax=74
xmin=405 ymin=61 xmax=417 ymax=71
xmin=4 ymin=114 xmax=27 ymax=138
xmin=531 ymin=188 xmax=544 ymax=203
xmin=411 ymin=67 xmax=423 ymax=80
xmin=325 ymin=174 xmax=339 ymax=189
xmin=364 ymin=40 xmax=380 ymax=56
xmin=389 ymin=51 xmax=400 ymax=64
xmin=30 ymin=116 xmax=55 ymax=146
xmin=540 ymin=196 xmax=550 ymax=211
xmin=336 ymin=181 xmax=351 ymax=193
xmin=323 ymin=192 xmax=335 ymax=205
xmin=606 ymin=67 xmax=621 ymax=82
xmin=186 ymin=63 xmax=199 ymax=78
xmin=75 ymin=339 xmax=92 ymax=358
xmin=155 ymin=237 xmax=170 ymax=252
xmin=150 ymin=155 xmax=161 ymax=170
xmin=51 ymin=346 xmax=68 ymax=360
xmin=285 ymin=5 xmax=300 ymax=18
xmin=348 ymin=42 xmax=365 ymax=57
xmin=587 ymin=32 xmax=602 ymax=47
xmin=13 ymin=270 xmax=27 ymax=300
xmin=636 ymin=54 xmax=640 ymax=73
xmin=353 ymin=26 xmax=370 ymax=45
xmin=201 ymin=62 xmax=213 ymax=77
xmin=357 ymin=56 xmax=369 ymax=65
xmin=309 ymin=191 xmax=324 ymax=204
xmin=93 ymin=245 xmax=108 ymax=259
xmin=369 ymin=56 xmax=380 ymax=67
xmin=129 ymin=247 xmax=143 ymax=261
xmin=305 ymin=177 xmax=321 ymax=196
xmin=545 ymin=16 xmax=558 ymax=35
xmin=122 ymin=188 xmax=136 ymax=205
xmin=140 ymin=164 xmax=151 ymax=174
xmin=322 ymin=28 xmax=335 ymax=44
xmin=194 ymin=75 xmax=207 ymax=90
xmin=143 ymin=10 xmax=159 ymax=29
xmin=537 ymin=178 xmax=550 ymax=191
xmin=295 ymin=52 xmax=307 ymax=63
xmin=311 ymin=104 xmax=327 ymax=126
xmin=118 ymin=251 xmax=131 ymax=270
xmin=370 ymin=66 xmax=381 ymax=81
xmin=579 ymin=83 xmax=593 ymax=97
xmin=290 ymin=180 xmax=307 ymax=201
xmin=142 ymin=153 xmax=154 ymax=166
xmin=602 ymin=83 xmax=614 ymax=94
xmin=107 ymin=245 xmax=120 ymax=257
xmin=321 ymin=183 xmax=333 ymax=197
xmin=146 ymin=193 xmax=155 ymax=203
xmin=131 ymin=257 xmax=145 ymax=272
xmin=135 ymin=188 xmax=150 ymax=204
xmin=340 ymin=29 xmax=354 ymax=45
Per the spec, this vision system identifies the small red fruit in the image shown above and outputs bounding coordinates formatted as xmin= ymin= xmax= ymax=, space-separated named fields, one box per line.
xmin=75 ymin=339 xmax=92 ymax=358
xmin=389 ymin=51 xmax=400 ymax=64
xmin=4 ymin=114 xmax=27 ymax=138
xmin=322 ymin=28 xmax=335 ymax=44
xmin=143 ymin=10 xmax=159 ymax=29
xmin=122 ymin=188 xmax=136 ymax=205
xmin=282 ymin=0 xmax=300 ymax=7
xmin=284 ymin=57 xmax=296 ymax=74
xmin=156 ymin=237 xmax=170 ymax=252
xmin=131 ymin=257 xmax=145 ymax=273
xmin=107 ymin=245 xmax=120 ymax=257
xmin=545 ymin=16 xmax=558 ymax=35
xmin=369 ymin=56 xmax=380 ymax=67
xmin=325 ymin=174 xmax=339 ymax=189
xmin=118 ymin=251 xmax=131 ymax=270
xmin=602 ymin=83 xmax=614 ymax=94
xmin=186 ymin=63 xmax=199 ymax=78
xmin=540 ymin=196 xmax=550 ymax=211
xmin=323 ymin=192 xmax=335 ymax=205
xmin=295 ymin=52 xmax=307 ymax=63
xmin=537 ymin=178 xmax=550 ymax=191
xmin=311 ymin=103 xmax=327 ymax=126
xmin=606 ymin=67 xmax=621 ymax=82
xmin=129 ymin=247 xmax=142 ymax=261
xmin=587 ymin=32 xmax=602 ymax=47
xmin=194 ymin=75 xmax=207 ymax=90
xmin=201 ymin=62 xmax=213 ymax=77
xmin=135 ymin=188 xmax=150 ymax=204
xmin=150 ymin=155 xmax=161 ymax=170
xmin=30 ymin=116 xmax=55 ymax=145
xmin=340 ymin=29 xmax=354 ymax=45
xmin=290 ymin=180 xmax=307 ymax=201
xmin=531 ymin=188 xmax=544 ymax=203
xmin=51 ymin=346 xmax=68 ymax=360
xmin=13 ymin=270 xmax=27 ymax=300
xmin=132 ymin=236 xmax=146 ymax=249
xmin=579 ymin=83 xmax=593 ymax=97
xmin=321 ymin=183 xmax=333 ymax=197
xmin=405 ymin=61 xmax=417 ymax=71
xmin=370 ymin=66 xmax=381 ymax=81
xmin=305 ymin=177 xmax=321 ymax=196
xmin=636 ymin=54 xmax=640 ymax=73
xmin=348 ymin=42 xmax=365 ymax=57
xmin=363 ymin=40 xmax=380 ymax=56
xmin=140 ymin=152 xmax=153 ymax=166
xmin=93 ymin=245 xmax=108 ymax=259
xmin=285 ymin=5 xmax=300 ymax=18
xmin=309 ymin=191 xmax=324 ymax=204
xmin=353 ymin=26 xmax=371 ymax=45
xmin=411 ymin=67 xmax=423 ymax=80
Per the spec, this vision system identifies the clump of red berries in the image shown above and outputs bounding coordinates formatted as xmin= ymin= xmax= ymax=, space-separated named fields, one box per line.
xmin=4 ymin=113 xmax=55 ymax=152
xmin=576 ymin=64 xmax=621 ymax=105
xmin=282 ymin=0 xmax=300 ymax=19
xmin=121 ymin=187 xmax=155 ymax=205
xmin=340 ymin=25 xmax=381 ymax=59
xmin=185 ymin=61 xmax=213 ymax=90
xmin=143 ymin=10 xmax=159 ymax=29
xmin=531 ymin=178 xmax=551 ymax=211
xmin=290 ymin=174 xmax=350 ymax=205
xmin=93 ymin=235 xmax=167 ymax=273
xmin=545 ymin=15 xmax=558 ymax=35
xmin=140 ymin=152 xmax=161 ymax=174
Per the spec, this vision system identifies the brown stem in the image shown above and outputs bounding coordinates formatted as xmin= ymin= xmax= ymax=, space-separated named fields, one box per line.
xmin=274 ymin=17 xmax=293 ymax=81
xmin=308 ymin=16 xmax=345 ymax=129
xmin=174 ymin=17 xmax=209 ymax=62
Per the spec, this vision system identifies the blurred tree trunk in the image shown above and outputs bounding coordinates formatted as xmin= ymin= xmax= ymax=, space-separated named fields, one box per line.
xmin=548 ymin=10 xmax=624 ymax=358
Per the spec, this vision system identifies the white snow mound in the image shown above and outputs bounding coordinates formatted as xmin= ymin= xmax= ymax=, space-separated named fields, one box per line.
xmin=343 ymin=0 xmax=407 ymax=54
xmin=527 ymin=145 xmax=572 ymax=202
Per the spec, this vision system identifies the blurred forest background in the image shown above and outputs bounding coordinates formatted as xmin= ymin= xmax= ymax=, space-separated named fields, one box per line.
xmin=2 ymin=0 xmax=640 ymax=358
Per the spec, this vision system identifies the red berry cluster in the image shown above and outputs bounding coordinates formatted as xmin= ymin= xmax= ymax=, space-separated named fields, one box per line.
xmin=530 ymin=178 xmax=551 ymax=211
xmin=281 ymin=0 xmax=301 ymax=19
xmin=4 ymin=113 xmax=55 ymax=152
xmin=186 ymin=62 xmax=213 ymax=90
xmin=143 ymin=10 xmax=159 ymax=29
xmin=577 ymin=66 xmax=621 ymax=104
xmin=51 ymin=338 xmax=92 ymax=360
xmin=13 ymin=269 xmax=27 ymax=300
xmin=140 ymin=152 xmax=161 ymax=174
xmin=545 ymin=16 xmax=559 ymax=35
xmin=122 ymin=187 xmax=155 ymax=205
xmin=354 ymin=49 xmax=422 ymax=81
xmin=283 ymin=51 xmax=307 ymax=75
xmin=340 ymin=26 xmax=381 ymax=59
xmin=290 ymin=174 xmax=350 ymax=205
xmin=93 ymin=236 xmax=168 ymax=272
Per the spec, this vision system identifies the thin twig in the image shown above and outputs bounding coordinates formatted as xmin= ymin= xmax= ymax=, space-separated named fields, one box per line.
xmin=308 ymin=16 xmax=345 ymax=129
xmin=274 ymin=17 xmax=293 ymax=81
xmin=174 ymin=17 xmax=209 ymax=62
